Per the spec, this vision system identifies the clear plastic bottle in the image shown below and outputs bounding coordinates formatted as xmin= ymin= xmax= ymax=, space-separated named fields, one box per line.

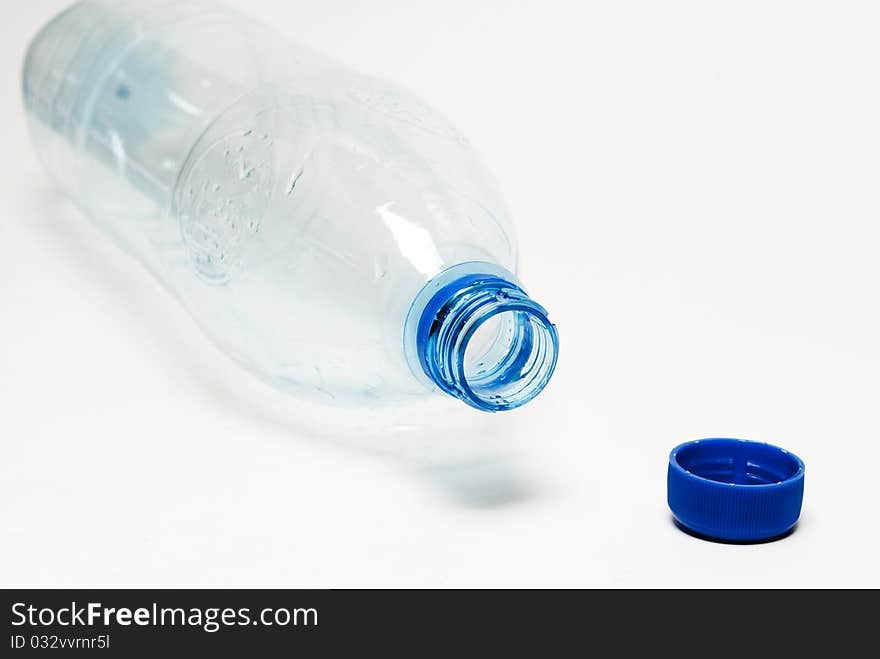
xmin=23 ymin=0 xmax=559 ymax=412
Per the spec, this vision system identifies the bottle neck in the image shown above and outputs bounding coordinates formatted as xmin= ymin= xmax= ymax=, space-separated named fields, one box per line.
xmin=406 ymin=264 xmax=559 ymax=412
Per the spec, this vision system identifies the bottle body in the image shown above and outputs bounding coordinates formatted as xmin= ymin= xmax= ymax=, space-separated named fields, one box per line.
xmin=24 ymin=0 xmax=557 ymax=411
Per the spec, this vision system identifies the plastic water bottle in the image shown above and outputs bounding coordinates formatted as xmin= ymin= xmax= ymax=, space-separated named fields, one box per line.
xmin=22 ymin=0 xmax=559 ymax=413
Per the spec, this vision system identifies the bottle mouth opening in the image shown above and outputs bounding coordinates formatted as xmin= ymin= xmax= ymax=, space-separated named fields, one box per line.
xmin=410 ymin=266 xmax=559 ymax=413
xmin=458 ymin=305 xmax=558 ymax=411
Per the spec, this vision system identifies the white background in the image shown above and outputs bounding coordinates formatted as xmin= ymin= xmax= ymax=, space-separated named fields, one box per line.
xmin=2 ymin=0 xmax=879 ymax=587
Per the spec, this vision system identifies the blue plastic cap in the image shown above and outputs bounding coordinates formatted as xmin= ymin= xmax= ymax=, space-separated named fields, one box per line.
xmin=668 ymin=438 xmax=805 ymax=542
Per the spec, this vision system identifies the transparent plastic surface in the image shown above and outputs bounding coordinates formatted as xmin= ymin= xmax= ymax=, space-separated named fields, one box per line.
xmin=23 ymin=0 xmax=558 ymax=411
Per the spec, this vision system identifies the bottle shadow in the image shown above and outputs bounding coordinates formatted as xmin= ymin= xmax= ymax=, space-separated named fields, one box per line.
xmin=21 ymin=182 xmax=538 ymax=509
